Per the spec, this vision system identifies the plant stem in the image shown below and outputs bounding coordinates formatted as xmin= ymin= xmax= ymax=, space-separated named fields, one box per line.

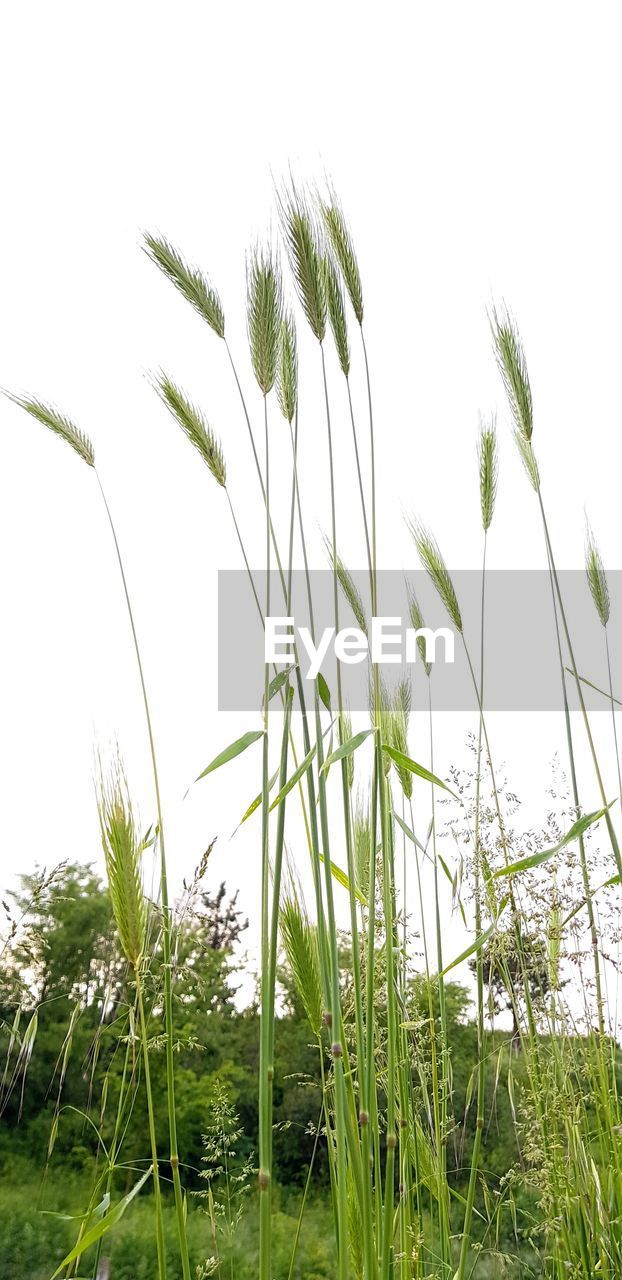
xmin=135 ymin=968 xmax=167 ymax=1280
xmin=95 ymin=472 xmax=190 ymax=1279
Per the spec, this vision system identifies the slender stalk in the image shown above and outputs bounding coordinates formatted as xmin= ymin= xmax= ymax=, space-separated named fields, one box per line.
xmin=456 ymin=531 xmax=488 ymax=1279
xmin=94 ymin=472 xmax=190 ymax=1278
xmin=135 ymin=969 xmax=167 ymax=1280
xmin=258 ymin=393 xmax=272 ymax=1280
xmin=537 ymin=491 xmax=622 ymax=878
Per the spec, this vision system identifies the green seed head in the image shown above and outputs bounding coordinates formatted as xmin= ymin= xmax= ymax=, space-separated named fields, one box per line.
xmin=478 ymin=416 xmax=498 ymax=532
xmin=319 ymin=190 xmax=364 ymax=325
xmin=279 ymin=185 xmax=326 ymax=342
xmin=144 ymin=233 xmax=225 ymax=338
xmin=7 ymin=393 xmax=95 ymax=467
xmin=277 ymin=312 xmax=298 ymax=423
xmin=490 ymin=305 xmax=533 ymax=442
xmin=154 ymin=372 xmax=226 ymax=486
xmin=585 ymin=520 xmax=610 ymax=627
xmin=247 ymin=245 xmax=283 ymax=396
xmin=97 ymin=754 xmax=146 ymax=971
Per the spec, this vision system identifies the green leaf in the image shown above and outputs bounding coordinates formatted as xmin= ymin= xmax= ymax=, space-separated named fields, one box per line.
xmin=319 ymin=854 xmax=367 ymax=906
xmin=235 ymin=767 xmax=280 ymax=831
xmin=317 ymin=672 xmax=331 ymax=711
xmin=564 ymin=667 xmax=622 ymax=707
xmin=493 ymin=806 xmax=611 ymax=878
xmin=195 ymin=730 xmax=264 ymax=783
xmin=51 ymin=1168 xmax=152 ymax=1277
xmin=269 ymin=745 xmax=317 ymax=812
xmin=438 ymin=898 xmax=509 ymax=977
xmin=263 ymin=669 xmax=295 ymax=706
xmin=394 ymin=812 xmax=428 ymax=855
xmin=320 ymin=728 xmax=374 ymax=775
xmin=382 ymin=746 xmax=456 ymax=797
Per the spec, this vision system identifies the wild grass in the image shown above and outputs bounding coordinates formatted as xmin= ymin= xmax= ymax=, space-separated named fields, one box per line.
xmin=4 ymin=177 xmax=622 ymax=1280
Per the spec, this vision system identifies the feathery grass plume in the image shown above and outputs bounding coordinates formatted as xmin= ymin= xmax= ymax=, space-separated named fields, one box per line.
xmin=323 ymin=535 xmax=368 ymax=634
xmin=407 ymin=519 xmax=463 ymax=633
xmin=278 ymin=185 xmax=326 ymax=342
xmin=279 ymin=888 xmax=322 ymax=1039
xmin=154 ymin=372 xmax=226 ymax=486
xmin=370 ymin=672 xmax=392 ymax=770
xmin=341 ymin=710 xmax=355 ymax=790
xmin=353 ymin=794 xmax=371 ymax=899
xmin=319 ymin=189 xmax=364 ymax=325
xmin=389 ymin=679 xmax=413 ymax=798
xmin=144 ymin=233 xmax=225 ymax=338
xmin=247 ymin=246 xmax=283 ymax=396
xmin=585 ymin=521 xmax=610 ymax=627
xmin=7 ymin=394 xmax=95 ymax=466
xmin=97 ymin=756 xmax=146 ymax=970
xmin=323 ymin=255 xmax=350 ymax=376
xmin=478 ymin=416 xmax=498 ymax=531
xmin=490 ymin=305 xmax=533 ymax=441
xmin=406 ymin=584 xmax=432 ymax=677
xmin=514 ymin=429 xmax=540 ymax=491
xmin=276 ymin=312 xmax=298 ymax=424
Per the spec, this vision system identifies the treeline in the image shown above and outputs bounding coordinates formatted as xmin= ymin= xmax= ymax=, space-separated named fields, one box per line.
xmin=0 ymin=862 xmax=524 ymax=1204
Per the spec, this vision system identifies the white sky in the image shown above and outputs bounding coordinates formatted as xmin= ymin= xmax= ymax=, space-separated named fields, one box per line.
xmin=2 ymin=2 xmax=622 ymax=990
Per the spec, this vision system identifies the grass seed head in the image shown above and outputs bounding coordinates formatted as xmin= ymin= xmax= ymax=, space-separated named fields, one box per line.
xmin=406 ymin=584 xmax=432 ymax=677
xmin=324 ymin=535 xmax=368 ymax=635
xmin=7 ymin=394 xmax=95 ymax=467
xmin=490 ymin=305 xmax=533 ymax=442
xmin=389 ymin=679 xmax=413 ymax=798
xmin=246 ymin=246 xmax=283 ymax=396
xmin=322 ymin=255 xmax=350 ymax=377
xmin=154 ymin=373 xmax=226 ymax=486
xmin=478 ymin=416 xmax=498 ymax=532
xmin=276 ymin=312 xmax=298 ymax=424
xmin=513 ymin=429 xmax=540 ymax=491
xmin=319 ymin=189 xmax=364 ymax=325
xmin=280 ymin=887 xmax=323 ymax=1039
xmin=97 ymin=755 xmax=146 ymax=970
xmin=407 ymin=519 xmax=463 ymax=633
xmin=278 ymin=185 xmax=326 ymax=343
xmin=585 ymin=520 xmax=610 ymax=627
xmin=144 ymin=233 xmax=225 ymax=338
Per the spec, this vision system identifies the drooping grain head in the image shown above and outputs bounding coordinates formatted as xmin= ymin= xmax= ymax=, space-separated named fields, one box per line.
xmin=407 ymin=519 xmax=463 ymax=633
xmin=353 ymin=794 xmax=371 ymax=900
xmin=478 ymin=416 xmax=498 ymax=532
xmin=322 ymin=255 xmax=350 ymax=377
xmin=369 ymin=673 xmax=392 ymax=769
xmin=277 ymin=312 xmax=298 ymax=424
xmin=513 ymin=429 xmax=540 ymax=491
xmin=7 ymin=394 xmax=95 ymax=467
xmin=97 ymin=757 xmax=146 ymax=970
xmin=154 ymin=372 xmax=226 ymax=486
xmin=389 ymin=679 xmax=413 ymax=798
xmin=340 ymin=709 xmax=355 ymax=790
xmin=406 ymin=584 xmax=432 ymax=677
xmin=319 ymin=190 xmax=364 ymax=325
xmin=324 ymin=535 xmax=368 ymax=635
xmin=585 ymin=521 xmax=610 ymax=627
xmin=490 ymin=306 xmax=533 ymax=442
xmin=246 ymin=247 xmax=283 ymax=396
xmin=278 ymin=186 xmax=326 ymax=343
xmin=279 ymin=889 xmax=323 ymax=1038
xmin=144 ymin=233 xmax=225 ymax=339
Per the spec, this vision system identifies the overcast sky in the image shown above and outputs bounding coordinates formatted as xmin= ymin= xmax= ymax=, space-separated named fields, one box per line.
xmin=2 ymin=3 xmax=622 ymax=974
